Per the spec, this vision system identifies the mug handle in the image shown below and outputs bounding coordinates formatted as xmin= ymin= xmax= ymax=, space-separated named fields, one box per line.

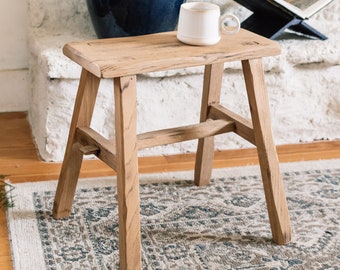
xmin=220 ymin=14 xmax=240 ymax=35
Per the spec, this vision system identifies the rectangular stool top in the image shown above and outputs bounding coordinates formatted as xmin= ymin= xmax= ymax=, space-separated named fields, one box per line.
xmin=63 ymin=29 xmax=280 ymax=78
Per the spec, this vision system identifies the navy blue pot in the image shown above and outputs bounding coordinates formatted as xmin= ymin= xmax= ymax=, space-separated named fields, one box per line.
xmin=86 ymin=0 xmax=186 ymax=38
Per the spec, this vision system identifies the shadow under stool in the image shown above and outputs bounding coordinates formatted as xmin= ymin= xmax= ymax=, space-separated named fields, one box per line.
xmin=52 ymin=29 xmax=292 ymax=270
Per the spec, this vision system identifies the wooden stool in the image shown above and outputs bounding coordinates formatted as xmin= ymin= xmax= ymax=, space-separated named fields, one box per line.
xmin=53 ymin=29 xmax=291 ymax=269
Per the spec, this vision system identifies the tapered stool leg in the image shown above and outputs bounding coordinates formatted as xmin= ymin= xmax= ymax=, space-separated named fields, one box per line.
xmin=114 ymin=75 xmax=142 ymax=269
xmin=195 ymin=63 xmax=224 ymax=186
xmin=242 ymin=59 xmax=291 ymax=245
xmin=53 ymin=69 xmax=100 ymax=219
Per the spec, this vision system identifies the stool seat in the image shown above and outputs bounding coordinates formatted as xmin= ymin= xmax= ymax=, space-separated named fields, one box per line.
xmin=63 ymin=29 xmax=280 ymax=78
xmin=53 ymin=29 xmax=291 ymax=270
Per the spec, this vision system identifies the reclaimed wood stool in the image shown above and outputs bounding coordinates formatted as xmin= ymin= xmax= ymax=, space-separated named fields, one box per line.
xmin=53 ymin=29 xmax=291 ymax=269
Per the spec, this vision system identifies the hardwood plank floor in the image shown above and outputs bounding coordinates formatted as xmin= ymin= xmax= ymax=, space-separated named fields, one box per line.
xmin=1 ymin=111 xmax=339 ymax=269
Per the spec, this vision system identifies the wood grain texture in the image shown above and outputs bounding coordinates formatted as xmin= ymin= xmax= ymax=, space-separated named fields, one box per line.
xmin=209 ymin=104 xmax=255 ymax=145
xmin=195 ymin=63 xmax=224 ymax=186
xmin=114 ymin=76 xmax=141 ymax=269
xmin=53 ymin=69 xmax=100 ymax=219
xmin=76 ymin=127 xmax=117 ymax=170
xmin=76 ymin=119 xmax=235 ymax=160
xmin=63 ymin=29 xmax=281 ymax=78
xmin=138 ymin=119 xmax=235 ymax=149
xmin=242 ymin=59 xmax=291 ymax=245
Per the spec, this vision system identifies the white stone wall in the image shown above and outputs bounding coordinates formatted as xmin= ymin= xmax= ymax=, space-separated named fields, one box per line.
xmin=28 ymin=0 xmax=340 ymax=161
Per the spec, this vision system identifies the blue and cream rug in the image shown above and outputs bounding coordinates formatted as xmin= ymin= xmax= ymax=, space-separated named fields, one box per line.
xmin=6 ymin=160 xmax=340 ymax=269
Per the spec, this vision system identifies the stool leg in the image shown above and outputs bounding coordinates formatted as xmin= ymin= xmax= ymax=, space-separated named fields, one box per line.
xmin=114 ymin=75 xmax=141 ymax=269
xmin=195 ymin=63 xmax=224 ymax=186
xmin=242 ymin=59 xmax=291 ymax=245
xmin=53 ymin=69 xmax=100 ymax=219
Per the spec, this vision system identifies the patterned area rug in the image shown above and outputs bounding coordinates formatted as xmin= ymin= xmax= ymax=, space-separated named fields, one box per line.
xmin=6 ymin=160 xmax=340 ymax=269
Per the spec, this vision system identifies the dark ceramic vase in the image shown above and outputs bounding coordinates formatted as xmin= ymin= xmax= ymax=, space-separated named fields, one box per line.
xmin=86 ymin=0 xmax=186 ymax=38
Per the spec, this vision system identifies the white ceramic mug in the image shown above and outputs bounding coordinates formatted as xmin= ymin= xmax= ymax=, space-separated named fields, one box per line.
xmin=177 ymin=2 xmax=240 ymax=46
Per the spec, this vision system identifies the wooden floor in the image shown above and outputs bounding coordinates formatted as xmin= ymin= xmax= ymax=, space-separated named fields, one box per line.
xmin=0 ymin=111 xmax=339 ymax=269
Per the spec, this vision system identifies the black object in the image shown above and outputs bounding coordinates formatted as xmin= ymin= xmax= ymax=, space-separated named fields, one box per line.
xmin=86 ymin=0 xmax=185 ymax=38
xmin=234 ymin=0 xmax=327 ymax=40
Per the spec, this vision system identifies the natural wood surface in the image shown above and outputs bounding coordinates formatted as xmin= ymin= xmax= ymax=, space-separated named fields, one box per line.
xmin=242 ymin=59 xmax=291 ymax=244
xmin=63 ymin=29 xmax=280 ymax=78
xmin=195 ymin=63 xmax=224 ymax=186
xmin=62 ymin=31 xmax=284 ymax=269
xmin=114 ymin=76 xmax=142 ymax=269
xmin=61 ymin=29 xmax=286 ymax=269
xmin=210 ymin=104 xmax=255 ymax=144
xmin=53 ymin=69 xmax=100 ymax=219
xmin=0 ymin=111 xmax=339 ymax=269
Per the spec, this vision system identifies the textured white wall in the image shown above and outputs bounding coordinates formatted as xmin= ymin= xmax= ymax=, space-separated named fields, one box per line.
xmin=27 ymin=0 xmax=340 ymax=161
xmin=0 ymin=0 xmax=29 ymax=112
